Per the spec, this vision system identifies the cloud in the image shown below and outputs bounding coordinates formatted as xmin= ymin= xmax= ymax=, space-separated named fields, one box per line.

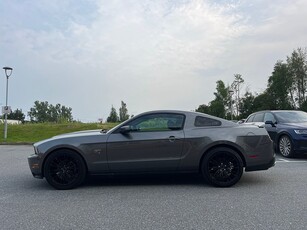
xmin=1 ymin=0 xmax=306 ymax=121
xmin=225 ymin=0 xmax=307 ymax=93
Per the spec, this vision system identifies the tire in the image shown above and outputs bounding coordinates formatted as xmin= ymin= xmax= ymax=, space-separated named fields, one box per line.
xmin=201 ymin=147 xmax=243 ymax=187
xmin=278 ymin=135 xmax=294 ymax=158
xmin=44 ymin=149 xmax=86 ymax=190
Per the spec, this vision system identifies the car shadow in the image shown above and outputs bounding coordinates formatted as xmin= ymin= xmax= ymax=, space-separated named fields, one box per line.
xmin=24 ymin=173 xmax=276 ymax=191
xmin=294 ymin=154 xmax=307 ymax=159
xmin=239 ymin=172 xmax=276 ymax=186
xmin=274 ymin=151 xmax=307 ymax=160
xmin=83 ymin=173 xmax=207 ymax=188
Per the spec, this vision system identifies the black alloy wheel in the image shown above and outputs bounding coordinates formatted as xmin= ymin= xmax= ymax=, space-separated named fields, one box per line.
xmin=44 ymin=150 xmax=86 ymax=190
xmin=201 ymin=147 xmax=243 ymax=187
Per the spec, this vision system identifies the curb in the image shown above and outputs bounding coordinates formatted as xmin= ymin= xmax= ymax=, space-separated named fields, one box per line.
xmin=0 ymin=142 xmax=33 ymax=145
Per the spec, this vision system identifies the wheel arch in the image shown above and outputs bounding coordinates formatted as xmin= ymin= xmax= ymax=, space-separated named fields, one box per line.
xmin=198 ymin=144 xmax=246 ymax=172
xmin=42 ymin=147 xmax=88 ymax=178
xmin=276 ymin=132 xmax=293 ymax=144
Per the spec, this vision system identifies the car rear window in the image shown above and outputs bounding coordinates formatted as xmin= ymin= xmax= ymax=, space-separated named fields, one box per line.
xmin=194 ymin=116 xmax=222 ymax=127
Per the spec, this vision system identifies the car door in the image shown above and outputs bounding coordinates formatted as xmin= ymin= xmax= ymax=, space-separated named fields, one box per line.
xmin=106 ymin=113 xmax=185 ymax=172
xmin=264 ymin=112 xmax=278 ymax=142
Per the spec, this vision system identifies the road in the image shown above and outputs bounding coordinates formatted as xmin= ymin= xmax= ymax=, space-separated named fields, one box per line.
xmin=0 ymin=145 xmax=307 ymax=230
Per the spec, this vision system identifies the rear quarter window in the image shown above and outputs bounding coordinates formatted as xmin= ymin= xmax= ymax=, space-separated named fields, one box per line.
xmin=194 ymin=116 xmax=222 ymax=127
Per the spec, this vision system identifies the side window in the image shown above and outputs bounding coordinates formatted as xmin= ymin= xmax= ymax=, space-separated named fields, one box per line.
xmin=194 ymin=116 xmax=222 ymax=127
xmin=246 ymin=115 xmax=255 ymax=122
xmin=264 ymin=113 xmax=276 ymax=123
xmin=127 ymin=113 xmax=185 ymax=132
xmin=253 ymin=113 xmax=264 ymax=122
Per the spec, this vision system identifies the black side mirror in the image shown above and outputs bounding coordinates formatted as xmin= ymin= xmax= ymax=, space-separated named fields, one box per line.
xmin=265 ymin=120 xmax=276 ymax=127
xmin=119 ymin=125 xmax=131 ymax=134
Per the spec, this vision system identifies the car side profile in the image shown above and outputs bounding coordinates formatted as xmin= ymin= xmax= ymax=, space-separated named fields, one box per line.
xmin=28 ymin=110 xmax=275 ymax=190
xmin=244 ymin=110 xmax=307 ymax=158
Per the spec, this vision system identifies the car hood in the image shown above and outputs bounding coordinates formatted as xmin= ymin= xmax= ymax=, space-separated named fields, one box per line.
xmin=281 ymin=122 xmax=307 ymax=129
xmin=34 ymin=129 xmax=106 ymax=147
xmin=52 ymin=129 xmax=105 ymax=139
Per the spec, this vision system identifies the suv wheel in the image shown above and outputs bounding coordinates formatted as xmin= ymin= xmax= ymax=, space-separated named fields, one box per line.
xmin=278 ymin=135 xmax=294 ymax=158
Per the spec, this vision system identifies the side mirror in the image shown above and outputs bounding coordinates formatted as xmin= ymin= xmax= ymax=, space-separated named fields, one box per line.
xmin=119 ymin=125 xmax=131 ymax=134
xmin=265 ymin=120 xmax=276 ymax=127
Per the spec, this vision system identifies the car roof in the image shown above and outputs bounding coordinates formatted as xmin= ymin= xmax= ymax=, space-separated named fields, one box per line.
xmin=249 ymin=110 xmax=304 ymax=115
xmin=136 ymin=110 xmax=227 ymax=120
xmin=136 ymin=110 xmax=237 ymax=126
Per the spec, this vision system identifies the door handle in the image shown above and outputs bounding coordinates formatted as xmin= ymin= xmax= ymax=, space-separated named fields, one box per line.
xmin=169 ymin=136 xmax=176 ymax=142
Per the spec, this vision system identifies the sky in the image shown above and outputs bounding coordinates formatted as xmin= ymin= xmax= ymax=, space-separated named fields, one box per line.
xmin=1 ymin=0 xmax=307 ymax=122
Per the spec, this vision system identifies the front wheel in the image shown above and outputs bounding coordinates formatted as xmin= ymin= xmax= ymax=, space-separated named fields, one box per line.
xmin=278 ymin=135 xmax=294 ymax=158
xmin=201 ymin=147 xmax=243 ymax=187
xmin=44 ymin=150 xmax=86 ymax=190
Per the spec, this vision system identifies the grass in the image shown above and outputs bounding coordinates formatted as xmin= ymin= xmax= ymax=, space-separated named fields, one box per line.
xmin=0 ymin=122 xmax=118 ymax=144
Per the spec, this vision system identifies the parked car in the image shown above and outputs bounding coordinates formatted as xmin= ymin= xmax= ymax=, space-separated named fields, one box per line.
xmin=28 ymin=110 xmax=275 ymax=190
xmin=245 ymin=110 xmax=307 ymax=158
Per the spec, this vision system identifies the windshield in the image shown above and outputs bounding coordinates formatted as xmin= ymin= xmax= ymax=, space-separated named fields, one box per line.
xmin=274 ymin=111 xmax=307 ymax=123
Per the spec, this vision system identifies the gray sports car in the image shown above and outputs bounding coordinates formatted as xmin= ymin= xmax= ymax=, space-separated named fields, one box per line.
xmin=28 ymin=110 xmax=275 ymax=189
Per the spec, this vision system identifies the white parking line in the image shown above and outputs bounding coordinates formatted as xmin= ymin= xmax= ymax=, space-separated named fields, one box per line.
xmin=276 ymin=159 xmax=307 ymax=163
xmin=277 ymin=158 xmax=290 ymax=162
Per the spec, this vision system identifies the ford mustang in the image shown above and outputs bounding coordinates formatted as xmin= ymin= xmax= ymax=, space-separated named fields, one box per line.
xmin=28 ymin=110 xmax=275 ymax=189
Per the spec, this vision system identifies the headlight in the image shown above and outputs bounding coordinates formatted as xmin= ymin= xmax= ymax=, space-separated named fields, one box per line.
xmin=294 ymin=130 xmax=307 ymax=134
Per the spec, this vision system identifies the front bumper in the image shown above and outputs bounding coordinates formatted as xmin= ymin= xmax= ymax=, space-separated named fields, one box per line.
xmin=292 ymin=139 xmax=307 ymax=155
xmin=28 ymin=154 xmax=43 ymax=179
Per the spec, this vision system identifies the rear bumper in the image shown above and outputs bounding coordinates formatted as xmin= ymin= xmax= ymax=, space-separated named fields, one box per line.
xmin=245 ymin=157 xmax=275 ymax=172
xmin=28 ymin=154 xmax=43 ymax=179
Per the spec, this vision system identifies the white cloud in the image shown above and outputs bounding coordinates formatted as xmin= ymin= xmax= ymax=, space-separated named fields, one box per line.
xmin=225 ymin=0 xmax=307 ymax=93
xmin=1 ymin=0 xmax=307 ymax=121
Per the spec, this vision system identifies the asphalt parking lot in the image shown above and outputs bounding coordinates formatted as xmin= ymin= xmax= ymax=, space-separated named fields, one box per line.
xmin=0 ymin=145 xmax=307 ymax=230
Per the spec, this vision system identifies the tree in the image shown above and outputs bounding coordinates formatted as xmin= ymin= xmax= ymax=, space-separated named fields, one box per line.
xmin=28 ymin=101 xmax=49 ymax=122
xmin=107 ymin=106 xmax=119 ymax=123
xmin=287 ymin=47 xmax=307 ymax=108
xmin=196 ymin=80 xmax=229 ymax=118
xmin=195 ymin=47 xmax=307 ymax=118
xmin=196 ymin=104 xmax=211 ymax=114
xmin=267 ymin=61 xmax=293 ymax=110
xmin=6 ymin=108 xmax=26 ymax=122
xmin=231 ymin=74 xmax=244 ymax=117
xmin=252 ymin=92 xmax=273 ymax=111
xmin=239 ymin=91 xmax=255 ymax=119
xmin=211 ymin=80 xmax=229 ymax=118
xmin=209 ymin=98 xmax=226 ymax=118
xmin=119 ymin=101 xmax=129 ymax=122
xmin=28 ymin=101 xmax=73 ymax=123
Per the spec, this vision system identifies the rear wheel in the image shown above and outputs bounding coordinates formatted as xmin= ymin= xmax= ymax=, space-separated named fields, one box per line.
xmin=44 ymin=149 xmax=86 ymax=190
xmin=201 ymin=147 xmax=243 ymax=187
xmin=278 ymin=135 xmax=294 ymax=158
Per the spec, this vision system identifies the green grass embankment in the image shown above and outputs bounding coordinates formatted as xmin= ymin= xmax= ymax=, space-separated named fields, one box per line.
xmin=0 ymin=122 xmax=118 ymax=144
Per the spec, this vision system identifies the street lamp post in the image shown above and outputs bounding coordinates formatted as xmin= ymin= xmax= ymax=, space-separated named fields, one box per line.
xmin=3 ymin=66 xmax=13 ymax=139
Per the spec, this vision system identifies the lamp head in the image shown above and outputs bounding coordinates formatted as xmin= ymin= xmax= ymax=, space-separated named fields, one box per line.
xmin=3 ymin=66 xmax=13 ymax=77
